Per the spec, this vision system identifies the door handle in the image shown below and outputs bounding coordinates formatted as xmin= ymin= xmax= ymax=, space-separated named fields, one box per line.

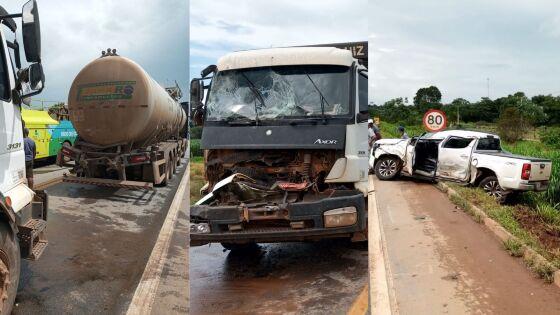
xmin=460 ymin=154 xmax=469 ymax=158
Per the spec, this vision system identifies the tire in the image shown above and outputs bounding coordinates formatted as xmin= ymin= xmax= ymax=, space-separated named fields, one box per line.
xmin=156 ymin=157 xmax=170 ymax=187
xmin=374 ymin=156 xmax=402 ymax=180
xmin=479 ymin=175 xmax=508 ymax=204
xmin=172 ymin=155 xmax=178 ymax=174
xmin=166 ymin=157 xmax=173 ymax=180
xmin=0 ymin=223 xmax=20 ymax=314
xmin=221 ymin=242 xmax=258 ymax=252
xmin=62 ymin=141 xmax=72 ymax=163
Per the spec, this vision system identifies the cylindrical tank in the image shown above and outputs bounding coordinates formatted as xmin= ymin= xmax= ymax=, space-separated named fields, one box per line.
xmin=68 ymin=54 xmax=186 ymax=148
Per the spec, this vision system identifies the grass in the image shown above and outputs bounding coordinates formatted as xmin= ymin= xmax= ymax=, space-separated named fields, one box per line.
xmin=190 ymin=158 xmax=205 ymax=204
xmin=503 ymin=238 xmax=524 ymax=257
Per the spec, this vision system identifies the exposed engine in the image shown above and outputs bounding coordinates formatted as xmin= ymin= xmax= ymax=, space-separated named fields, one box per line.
xmin=200 ymin=149 xmax=347 ymax=205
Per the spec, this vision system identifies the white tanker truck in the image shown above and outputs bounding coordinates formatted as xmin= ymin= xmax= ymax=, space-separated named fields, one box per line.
xmin=60 ymin=50 xmax=187 ymax=188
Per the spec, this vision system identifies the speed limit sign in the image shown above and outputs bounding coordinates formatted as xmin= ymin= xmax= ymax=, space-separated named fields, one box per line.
xmin=423 ymin=109 xmax=447 ymax=132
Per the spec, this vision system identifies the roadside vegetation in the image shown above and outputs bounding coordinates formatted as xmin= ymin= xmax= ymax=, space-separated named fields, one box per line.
xmin=190 ymin=126 xmax=205 ymax=204
xmin=190 ymin=156 xmax=204 ymax=204
xmin=373 ymin=86 xmax=560 ymax=279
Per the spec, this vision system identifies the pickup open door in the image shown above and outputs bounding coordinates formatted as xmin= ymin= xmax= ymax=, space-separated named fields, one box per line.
xmin=436 ymin=136 xmax=475 ymax=182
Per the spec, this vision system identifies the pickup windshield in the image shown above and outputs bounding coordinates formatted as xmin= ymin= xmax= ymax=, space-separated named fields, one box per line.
xmin=205 ymin=65 xmax=351 ymax=122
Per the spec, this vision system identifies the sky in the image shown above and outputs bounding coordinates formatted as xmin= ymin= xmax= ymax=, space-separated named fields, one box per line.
xmin=1 ymin=0 xmax=188 ymax=108
xmin=190 ymin=0 xmax=368 ymax=83
xmin=371 ymin=0 xmax=560 ymax=104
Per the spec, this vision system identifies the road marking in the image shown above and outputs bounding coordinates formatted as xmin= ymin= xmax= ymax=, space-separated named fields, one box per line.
xmin=368 ymin=176 xmax=397 ymax=315
xmin=347 ymin=284 xmax=369 ymax=315
xmin=126 ymin=161 xmax=190 ymax=315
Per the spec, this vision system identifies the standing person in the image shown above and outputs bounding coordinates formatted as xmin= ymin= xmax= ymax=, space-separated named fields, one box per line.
xmin=398 ymin=126 xmax=409 ymax=139
xmin=23 ymin=128 xmax=36 ymax=189
xmin=368 ymin=119 xmax=381 ymax=150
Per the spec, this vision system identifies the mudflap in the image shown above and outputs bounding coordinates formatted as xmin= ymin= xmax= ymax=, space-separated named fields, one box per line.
xmin=17 ymin=190 xmax=48 ymax=260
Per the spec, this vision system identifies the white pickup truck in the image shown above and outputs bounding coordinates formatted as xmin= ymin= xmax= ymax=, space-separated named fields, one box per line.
xmin=369 ymin=130 xmax=552 ymax=202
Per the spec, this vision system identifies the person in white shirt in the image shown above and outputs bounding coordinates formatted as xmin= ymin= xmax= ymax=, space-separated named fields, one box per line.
xmin=368 ymin=119 xmax=381 ymax=150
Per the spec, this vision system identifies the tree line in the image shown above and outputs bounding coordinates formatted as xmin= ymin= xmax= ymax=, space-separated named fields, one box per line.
xmin=369 ymin=86 xmax=560 ymax=144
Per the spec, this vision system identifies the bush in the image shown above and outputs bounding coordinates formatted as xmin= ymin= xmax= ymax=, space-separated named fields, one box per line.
xmin=190 ymin=139 xmax=202 ymax=157
xmin=539 ymin=127 xmax=560 ymax=149
xmin=190 ymin=126 xmax=203 ymax=139
xmin=497 ymin=107 xmax=531 ymax=142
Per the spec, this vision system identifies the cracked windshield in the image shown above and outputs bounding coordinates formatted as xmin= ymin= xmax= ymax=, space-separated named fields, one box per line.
xmin=205 ymin=65 xmax=350 ymax=121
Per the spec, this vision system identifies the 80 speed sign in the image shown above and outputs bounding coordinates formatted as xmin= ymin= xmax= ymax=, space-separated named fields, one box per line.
xmin=423 ymin=109 xmax=447 ymax=132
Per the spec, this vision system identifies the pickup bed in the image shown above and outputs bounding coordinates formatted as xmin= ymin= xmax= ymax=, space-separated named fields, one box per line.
xmin=369 ymin=130 xmax=552 ymax=202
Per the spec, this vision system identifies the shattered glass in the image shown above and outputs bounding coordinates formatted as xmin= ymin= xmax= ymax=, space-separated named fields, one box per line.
xmin=206 ymin=65 xmax=351 ymax=121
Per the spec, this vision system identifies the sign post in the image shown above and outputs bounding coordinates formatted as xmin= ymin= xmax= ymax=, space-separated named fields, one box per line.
xmin=423 ymin=109 xmax=447 ymax=132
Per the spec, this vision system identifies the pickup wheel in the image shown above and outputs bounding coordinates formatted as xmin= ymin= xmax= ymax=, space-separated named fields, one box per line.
xmin=374 ymin=156 xmax=402 ymax=180
xmin=479 ymin=175 xmax=508 ymax=203
xmin=0 ymin=223 xmax=20 ymax=314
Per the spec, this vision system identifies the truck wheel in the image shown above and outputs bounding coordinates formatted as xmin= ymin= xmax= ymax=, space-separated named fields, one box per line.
xmin=176 ymin=153 xmax=181 ymax=167
xmin=62 ymin=141 xmax=72 ymax=163
xmin=479 ymin=176 xmax=508 ymax=203
xmin=0 ymin=223 xmax=20 ymax=314
xmin=172 ymin=156 xmax=178 ymax=174
xmin=221 ymin=242 xmax=258 ymax=252
xmin=166 ymin=158 xmax=173 ymax=180
xmin=374 ymin=156 xmax=401 ymax=180
xmin=157 ymin=158 xmax=171 ymax=187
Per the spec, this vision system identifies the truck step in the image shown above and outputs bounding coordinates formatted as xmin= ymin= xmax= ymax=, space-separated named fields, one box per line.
xmin=30 ymin=240 xmax=48 ymax=260
xmin=18 ymin=219 xmax=48 ymax=260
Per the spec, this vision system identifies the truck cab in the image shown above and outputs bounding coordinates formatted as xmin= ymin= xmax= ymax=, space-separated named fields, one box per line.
xmin=189 ymin=44 xmax=369 ymax=248
xmin=0 ymin=1 xmax=47 ymax=312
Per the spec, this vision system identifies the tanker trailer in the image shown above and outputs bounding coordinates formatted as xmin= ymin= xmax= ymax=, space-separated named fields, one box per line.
xmin=59 ymin=49 xmax=187 ymax=188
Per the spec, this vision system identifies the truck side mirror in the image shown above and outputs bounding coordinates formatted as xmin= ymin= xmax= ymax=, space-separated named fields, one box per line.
xmin=22 ymin=0 xmax=41 ymax=63
xmin=190 ymin=79 xmax=205 ymax=126
xmin=28 ymin=62 xmax=44 ymax=90
xmin=201 ymin=65 xmax=217 ymax=78
xmin=190 ymin=79 xmax=203 ymax=104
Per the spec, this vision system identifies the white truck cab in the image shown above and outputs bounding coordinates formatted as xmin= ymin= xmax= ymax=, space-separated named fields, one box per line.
xmin=0 ymin=1 xmax=47 ymax=312
xmin=371 ymin=130 xmax=553 ymax=203
xmin=189 ymin=43 xmax=370 ymax=248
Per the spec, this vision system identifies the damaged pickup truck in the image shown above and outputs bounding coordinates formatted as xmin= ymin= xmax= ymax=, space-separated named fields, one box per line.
xmin=370 ymin=130 xmax=552 ymax=203
xmin=189 ymin=44 xmax=369 ymax=249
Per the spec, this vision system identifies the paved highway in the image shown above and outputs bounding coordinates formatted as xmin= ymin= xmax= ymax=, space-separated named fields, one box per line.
xmin=12 ymin=160 xmax=189 ymax=314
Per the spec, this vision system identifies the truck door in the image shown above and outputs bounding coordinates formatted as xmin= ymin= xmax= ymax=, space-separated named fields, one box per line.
xmin=436 ymin=136 xmax=474 ymax=182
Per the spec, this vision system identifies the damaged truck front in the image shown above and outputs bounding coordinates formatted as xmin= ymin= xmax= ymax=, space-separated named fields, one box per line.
xmin=190 ymin=44 xmax=369 ymax=249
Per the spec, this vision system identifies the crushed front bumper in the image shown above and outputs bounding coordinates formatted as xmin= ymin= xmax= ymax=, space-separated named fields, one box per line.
xmin=190 ymin=192 xmax=366 ymax=246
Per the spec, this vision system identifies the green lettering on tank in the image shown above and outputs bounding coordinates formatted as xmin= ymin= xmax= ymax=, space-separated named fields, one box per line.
xmin=77 ymin=81 xmax=137 ymax=101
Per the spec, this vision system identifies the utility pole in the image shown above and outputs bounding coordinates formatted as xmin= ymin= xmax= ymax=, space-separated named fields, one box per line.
xmin=457 ymin=101 xmax=460 ymax=125
xmin=487 ymin=77 xmax=490 ymax=98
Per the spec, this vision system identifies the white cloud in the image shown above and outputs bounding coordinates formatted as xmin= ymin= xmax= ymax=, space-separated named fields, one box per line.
xmin=190 ymin=0 xmax=368 ymax=81
xmin=370 ymin=0 xmax=560 ymax=104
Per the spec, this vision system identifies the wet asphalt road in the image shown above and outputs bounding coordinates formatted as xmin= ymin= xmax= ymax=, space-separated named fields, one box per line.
xmin=190 ymin=239 xmax=368 ymax=315
xmin=12 ymin=162 xmax=188 ymax=314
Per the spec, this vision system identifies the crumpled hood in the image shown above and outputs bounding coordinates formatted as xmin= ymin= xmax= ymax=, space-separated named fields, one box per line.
xmin=375 ymin=138 xmax=409 ymax=145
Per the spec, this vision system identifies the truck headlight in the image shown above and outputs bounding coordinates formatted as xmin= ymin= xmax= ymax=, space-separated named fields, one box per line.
xmin=190 ymin=223 xmax=210 ymax=233
xmin=324 ymin=207 xmax=357 ymax=228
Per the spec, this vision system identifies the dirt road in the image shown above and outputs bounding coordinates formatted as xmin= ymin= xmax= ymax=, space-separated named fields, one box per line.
xmin=374 ymin=178 xmax=560 ymax=314
xmin=190 ymin=239 xmax=368 ymax=314
xmin=12 ymin=161 xmax=189 ymax=314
